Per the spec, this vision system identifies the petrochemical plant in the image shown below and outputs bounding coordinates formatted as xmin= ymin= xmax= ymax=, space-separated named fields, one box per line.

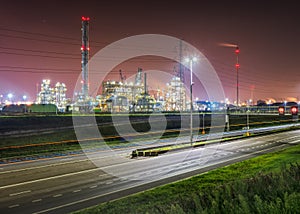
xmin=69 ymin=16 xmax=190 ymax=113
xmin=3 ymin=16 xmax=295 ymax=114
xmin=31 ymin=15 xmax=189 ymax=113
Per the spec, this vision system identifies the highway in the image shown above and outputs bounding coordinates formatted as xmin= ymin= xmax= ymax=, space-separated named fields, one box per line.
xmin=0 ymin=128 xmax=300 ymax=214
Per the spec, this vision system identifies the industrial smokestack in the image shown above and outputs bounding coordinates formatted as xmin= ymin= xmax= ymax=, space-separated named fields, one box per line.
xmin=81 ymin=16 xmax=90 ymax=100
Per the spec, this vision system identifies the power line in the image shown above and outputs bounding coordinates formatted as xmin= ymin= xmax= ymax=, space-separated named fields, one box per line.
xmin=0 ymin=27 xmax=110 ymax=46
xmin=0 ymin=51 xmax=79 ymax=59
xmin=0 ymin=46 xmax=79 ymax=56
xmin=0 ymin=33 xmax=79 ymax=46
xmin=0 ymin=27 xmax=79 ymax=41
xmin=0 ymin=50 xmax=178 ymax=62
xmin=0 ymin=65 xmax=79 ymax=71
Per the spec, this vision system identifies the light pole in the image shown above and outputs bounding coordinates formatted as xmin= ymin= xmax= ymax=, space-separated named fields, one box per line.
xmin=23 ymin=95 xmax=27 ymax=113
xmin=202 ymin=112 xmax=205 ymax=134
xmin=246 ymin=99 xmax=250 ymax=136
xmin=225 ymin=98 xmax=230 ymax=132
xmin=185 ymin=57 xmax=197 ymax=146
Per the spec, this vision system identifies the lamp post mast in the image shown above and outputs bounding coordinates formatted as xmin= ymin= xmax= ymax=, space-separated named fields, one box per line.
xmin=185 ymin=57 xmax=197 ymax=146
xmin=190 ymin=59 xmax=193 ymax=146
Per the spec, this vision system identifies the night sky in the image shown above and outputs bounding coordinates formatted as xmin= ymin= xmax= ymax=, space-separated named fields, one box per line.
xmin=1 ymin=0 xmax=300 ymax=103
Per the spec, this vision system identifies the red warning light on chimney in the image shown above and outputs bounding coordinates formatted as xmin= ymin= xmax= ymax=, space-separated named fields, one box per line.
xmin=81 ymin=17 xmax=90 ymax=21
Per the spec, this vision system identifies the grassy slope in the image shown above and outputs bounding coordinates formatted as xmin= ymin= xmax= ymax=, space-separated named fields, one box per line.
xmin=75 ymin=144 xmax=300 ymax=214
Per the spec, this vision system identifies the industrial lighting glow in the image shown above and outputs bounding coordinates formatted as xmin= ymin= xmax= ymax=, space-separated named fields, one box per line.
xmin=7 ymin=93 xmax=13 ymax=99
xmin=185 ymin=56 xmax=198 ymax=63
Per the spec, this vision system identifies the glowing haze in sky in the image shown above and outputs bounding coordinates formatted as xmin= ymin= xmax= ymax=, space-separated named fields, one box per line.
xmin=0 ymin=0 xmax=300 ymax=103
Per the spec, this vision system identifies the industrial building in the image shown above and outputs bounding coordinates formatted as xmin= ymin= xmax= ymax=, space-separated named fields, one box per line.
xmin=96 ymin=68 xmax=156 ymax=112
xmin=165 ymin=76 xmax=187 ymax=111
xmin=36 ymin=79 xmax=67 ymax=112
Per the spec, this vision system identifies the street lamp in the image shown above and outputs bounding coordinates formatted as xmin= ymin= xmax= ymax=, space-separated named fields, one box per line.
xmin=185 ymin=56 xmax=197 ymax=146
xmin=225 ymin=98 xmax=230 ymax=132
xmin=246 ymin=99 xmax=250 ymax=136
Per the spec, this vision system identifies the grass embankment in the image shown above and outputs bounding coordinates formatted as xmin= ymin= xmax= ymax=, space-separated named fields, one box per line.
xmin=75 ymin=144 xmax=300 ymax=214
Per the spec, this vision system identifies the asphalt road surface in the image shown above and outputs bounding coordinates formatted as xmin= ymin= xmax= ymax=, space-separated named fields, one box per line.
xmin=1 ymin=129 xmax=300 ymax=214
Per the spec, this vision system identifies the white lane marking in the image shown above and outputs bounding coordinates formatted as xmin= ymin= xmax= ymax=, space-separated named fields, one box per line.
xmin=9 ymin=190 xmax=31 ymax=196
xmin=0 ymin=168 xmax=100 ymax=190
xmin=72 ymin=189 xmax=81 ymax=193
xmin=53 ymin=194 xmax=62 ymax=198
xmin=32 ymin=199 xmax=42 ymax=203
xmin=9 ymin=204 xmax=19 ymax=208
xmin=89 ymin=185 xmax=97 ymax=189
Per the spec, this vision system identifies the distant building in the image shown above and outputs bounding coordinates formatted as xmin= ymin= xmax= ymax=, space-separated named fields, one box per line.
xmin=99 ymin=81 xmax=144 ymax=112
xmin=165 ymin=77 xmax=186 ymax=111
xmin=54 ymin=82 xmax=67 ymax=111
xmin=36 ymin=79 xmax=67 ymax=111
xmin=37 ymin=79 xmax=53 ymax=104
